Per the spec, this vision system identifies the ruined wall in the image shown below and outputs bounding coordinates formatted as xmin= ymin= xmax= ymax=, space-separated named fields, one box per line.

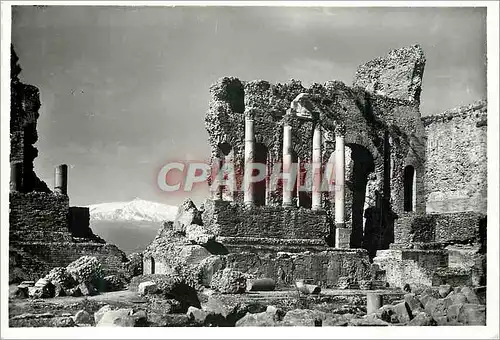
xmin=394 ymin=211 xmax=486 ymax=245
xmin=226 ymin=249 xmax=372 ymax=288
xmin=10 ymin=243 xmax=127 ymax=282
xmin=202 ymin=199 xmax=330 ymax=240
xmin=373 ymin=249 xmax=448 ymax=288
xmin=353 ymin=44 xmax=425 ymax=104
xmin=422 ymin=100 xmax=487 ymax=214
xmin=10 ymin=46 xmax=49 ymax=193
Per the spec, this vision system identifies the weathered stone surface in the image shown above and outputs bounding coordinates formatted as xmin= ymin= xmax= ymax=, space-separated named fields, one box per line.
xmin=247 ymin=278 xmax=276 ymax=291
xmin=210 ymin=268 xmax=247 ymax=294
xmin=102 ymin=275 xmax=126 ymax=292
xmin=95 ymin=308 xmax=135 ymax=327
xmin=124 ymin=252 xmax=143 ymax=279
xmin=138 ymin=281 xmax=158 ymax=296
xmin=348 ymin=317 xmax=390 ymax=326
xmin=77 ymin=282 xmax=97 ymax=296
xmin=337 ymin=276 xmax=357 ymax=289
xmin=438 ymin=284 xmax=452 ymax=298
xmin=147 ymin=313 xmax=191 ymax=327
xmin=185 ymin=224 xmax=215 ymax=245
xmin=173 ymin=199 xmax=202 ymax=233
xmin=461 ymin=286 xmax=481 ymax=304
xmin=407 ymin=311 xmax=436 ymax=326
xmin=282 ymin=309 xmax=326 ymax=326
xmin=94 ymin=305 xmax=112 ymax=324
xmin=44 ymin=267 xmax=76 ymax=289
xmin=73 ymin=310 xmax=92 ymax=325
xmin=66 ymin=256 xmax=104 ymax=285
xmin=403 ymin=293 xmax=424 ymax=314
xmin=447 ymin=303 xmax=486 ymax=325
xmin=392 ymin=302 xmax=412 ymax=323
xmin=353 ymin=44 xmax=425 ymax=103
xmin=199 ymin=255 xmax=226 ymax=287
xmin=235 ymin=311 xmax=278 ymax=327
xmin=178 ymin=245 xmax=211 ymax=265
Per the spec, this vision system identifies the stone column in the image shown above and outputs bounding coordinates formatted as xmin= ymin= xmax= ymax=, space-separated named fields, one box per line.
xmin=10 ymin=162 xmax=23 ymax=192
xmin=282 ymin=122 xmax=293 ymax=207
xmin=311 ymin=123 xmax=322 ymax=210
xmin=244 ymin=113 xmax=255 ymax=206
xmin=335 ymin=129 xmax=349 ymax=248
xmin=54 ymin=164 xmax=68 ymax=195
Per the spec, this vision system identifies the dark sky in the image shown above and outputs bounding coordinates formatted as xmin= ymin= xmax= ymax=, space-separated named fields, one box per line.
xmin=11 ymin=6 xmax=486 ymax=206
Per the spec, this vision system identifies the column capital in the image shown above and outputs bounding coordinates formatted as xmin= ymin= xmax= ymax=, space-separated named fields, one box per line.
xmin=334 ymin=124 xmax=346 ymax=136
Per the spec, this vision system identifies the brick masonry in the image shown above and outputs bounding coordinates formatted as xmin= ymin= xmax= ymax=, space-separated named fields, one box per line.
xmin=422 ymin=100 xmax=487 ymax=214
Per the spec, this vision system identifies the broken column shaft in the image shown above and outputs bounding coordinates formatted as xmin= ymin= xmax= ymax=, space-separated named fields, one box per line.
xmin=54 ymin=164 xmax=68 ymax=195
xmin=312 ymin=123 xmax=322 ymax=210
xmin=243 ymin=113 xmax=255 ymax=207
xmin=282 ymin=122 xmax=293 ymax=207
xmin=10 ymin=162 xmax=23 ymax=192
xmin=335 ymin=132 xmax=347 ymax=248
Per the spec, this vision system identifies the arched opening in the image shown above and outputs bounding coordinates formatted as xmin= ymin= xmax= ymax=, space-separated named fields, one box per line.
xmin=404 ymin=165 xmax=415 ymax=212
xmin=297 ymin=157 xmax=312 ymax=208
xmin=253 ymin=143 xmax=268 ymax=206
xmin=150 ymin=257 xmax=155 ymax=274
xmin=217 ymin=142 xmax=233 ymax=201
xmin=345 ymin=143 xmax=375 ymax=249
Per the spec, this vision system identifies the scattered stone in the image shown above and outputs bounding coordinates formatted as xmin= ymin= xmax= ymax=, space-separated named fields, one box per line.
xmin=28 ymin=286 xmax=44 ymax=299
xmin=210 ymin=268 xmax=247 ymax=294
xmin=203 ymin=296 xmax=238 ymax=320
xmin=67 ymin=286 xmax=82 ymax=297
xmin=102 ymin=275 xmax=126 ymax=292
xmin=53 ymin=283 xmax=66 ymax=297
xmin=138 ymin=281 xmax=158 ymax=296
xmin=366 ymin=292 xmax=383 ymax=314
xmin=95 ymin=308 xmax=135 ymax=327
xmin=247 ymin=278 xmax=276 ymax=291
xmin=337 ymin=276 xmax=356 ymax=289
xmin=392 ymin=302 xmax=412 ymax=323
xmin=43 ymin=267 xmax=76 ymax=289
xmin=78 ymin=282 xmax=97 ymax=296
xmin=235 ymin=311 xmax=278 ymax=327
xmin=438 ymin=284 xmax=452 ymax=298
xmin=348 ymin=317 xmax=389 ymax=326
xmin=282 ymin=309 xmax=326 ymax=327
xmin=199 ymin=255 xmax=226 ymax=287
xmin=461 ymin=286 xmax=481 ymax=304
xmin=407 ymin=311 xmax=436 ymax=326
xmin=66 ymin=256 xmax=103 ymax=286
xmin=173 ymin=199 xmax=202 ymax=233
xmin=295 ymin=280 xmax=321 ymax=295
xmin=147 ymin=313 xmax=191 ymax=327
xmin=52 ymin=317 xmax=76 ymax=327
xmin=447 ymin=292 xmax=468 ymax=306
xmin=34 ymin=278 xmax=55 ymax=298
xmin=186 ymin=306 xmax=212 ymax=325
xmin=265 ymin=305 xmax=285 ymax=322
xmin=94 ymin=305 xmax=113 ymax=324
xmin=403 ymin=293 xmax=424 ymax=314
xmin=73 ymin=310 xmax=92 ymax=325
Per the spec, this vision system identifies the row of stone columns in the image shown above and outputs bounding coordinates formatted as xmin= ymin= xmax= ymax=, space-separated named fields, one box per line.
xmin=241 ymin=114 xmax=346 ymax=248
xmin=9 ymin=163 xmax=68 ymax=195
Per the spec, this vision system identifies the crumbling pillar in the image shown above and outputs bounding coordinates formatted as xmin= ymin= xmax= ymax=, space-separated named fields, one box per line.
xmin=244 ymin=113 xmax=255 ymax=207
xmin=311 ymin=123 xmax=322 ymax=210
xmin=366 ymin=292 xmax=383 ymax=314
xmin=335 ymin=130 xmax=349 ymax=248
xmin=54 ymin=164 xmax=68 ymax=195
xmin=10 ymin=162 xmax=23 ymax=192
xmin=282 ymin=122 xmax=293 ymax=207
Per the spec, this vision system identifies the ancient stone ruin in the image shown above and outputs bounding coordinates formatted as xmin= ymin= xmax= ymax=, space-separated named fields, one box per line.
xmin=9 ymin=43 xmax=487 ymax=328
xmin=9 ymin=46 xmax=128 ymax=283
xmin=144 ymin=44 xmax=486 ymax=291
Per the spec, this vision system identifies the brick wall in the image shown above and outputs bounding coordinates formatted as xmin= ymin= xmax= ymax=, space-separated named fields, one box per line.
xmin=423 ymin=100 xmax=487 ymax=214
xmin=202 ymin=199 xmax=330 ymax=240
xmin=394 ymin=211 xmax=486 ymax=245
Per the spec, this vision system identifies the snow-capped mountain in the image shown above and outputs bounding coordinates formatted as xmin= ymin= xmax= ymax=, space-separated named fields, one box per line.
xmin=88 ymin=197 xmax=178 ymax=223
xmin=86 ymin=198 xmax=179 ymax=254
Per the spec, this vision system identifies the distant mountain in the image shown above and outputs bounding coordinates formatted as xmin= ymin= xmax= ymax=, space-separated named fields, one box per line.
xmin=88 ymin=197 xmax=178 ymax=223
xmin=87 ymin=198 xmax=178 ymax=254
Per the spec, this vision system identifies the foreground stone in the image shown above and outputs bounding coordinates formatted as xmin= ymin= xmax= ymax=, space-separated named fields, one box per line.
xmin=138 ymin=281 xmax=158 ymax=296
xmin=210 ymin=268 xmax=247 ymax=294
xmin=95 ymin=307 xmax=136 ymax=327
